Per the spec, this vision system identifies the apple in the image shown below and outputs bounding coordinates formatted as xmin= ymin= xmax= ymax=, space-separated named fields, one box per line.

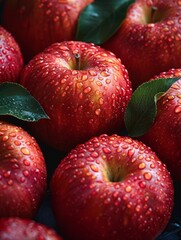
xmin=1 ymin=0 xmax=93 ymax=62
xmin=103 ymin=0 xmax=181 ymax=89
xmin=0 ymin=26 xmax=23 ymax=83
xmin=50 ymin=134 xmax=174 ymax=240
xmin=19 ymin=41 xmax=132 ymax=151
xmin=0 ymin=217 xmax=63 ymax=240
xmin=140 ymin=68 xmax=181 ymax=181
xmin=0 ymin=121 xmax=47 ymax=218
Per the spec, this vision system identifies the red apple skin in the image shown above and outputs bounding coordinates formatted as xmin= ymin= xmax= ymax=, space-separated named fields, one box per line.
xmin=0 ymin=218 xmax=63 ymax=240
xmin=0 ymin=26 xmax=23 ymax=83
xmin=140 ymin=68 xmax=181 ymax=181
xmin=50 ymin=134 xmax=174 ymax=240
xmin=103 ymin=0 xmax=181 ymax=89
xmin=20 ymin=41 xmax=132 ymax=152
xmin=0 ymin=121 xmax=47 ymax=218
xmin=2 ymin=0 xmax=93 ymax=62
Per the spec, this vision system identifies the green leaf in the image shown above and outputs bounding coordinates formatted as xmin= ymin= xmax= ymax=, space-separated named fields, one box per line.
xmin=76 ymin=0 xmax=135 ymax=45
xmin=124 ymin=77 xmax=180 ymax=137
xmin=0 ymin=82 xmax=49 ymax=121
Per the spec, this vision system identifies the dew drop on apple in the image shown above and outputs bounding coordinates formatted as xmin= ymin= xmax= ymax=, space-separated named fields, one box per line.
xmin=3 ymin=170 xmax=11 ymax=178
xmin=95 ymin=108 xmax=101 ymax=116
xmin=34 ymin=177 xmax=37 ymax=182
xmin=91 ymin=152 xmax=99 ymax=158
xmin=21 ymin=147 xmax=30 ymax=155
xmin=23 ymin=159 xmax=30 ymax=166
xmin=46 ymin=9 xmax=51 ymax=15
xmin=90 ymin=164 xmax=98 ymax=172
xmin=139 ymin=181 xmax=146 ymax=188
xmin=53 ymin=16 xmax=59 ymax=22
xmin=150 ymin=163 xmax=155 ymax=169
xmin=135 ymin=205 xmax=141 ymax=212
xmin=138 ymin=162 xmax=146 ymax=170
xmin=7 ymin=179 xmax=13 ymax=186
xmin=84 ymin=86 xmax=92 ymax=94
xmin=178 ymin=0 xmax=181 ymax=6
xmin=6 ymin=55 xmax=12 ymax=61
xmin=102 ymin=147 xmax=111 ymax=154
xmin=125 ymin=185 xmax=132 ymax=193
xmin=104 ymin=198 xmax=111 ymax=205
xmin=12 ymin=163 xmax=20 ymax=169
xmin=35 ymin=168 xmax=40 ymax=174
xmin=2 ymin=184 xmax=7 ymax=189
xmin=23 ymin=170 xmax=29 ymax=177
xmin=14 ymin=140 xmax=21 ymax=146
xmin=144 ymin=172 xmax=152 ymax=181
xmin=175 ymin=105 xmax=181 ymax=113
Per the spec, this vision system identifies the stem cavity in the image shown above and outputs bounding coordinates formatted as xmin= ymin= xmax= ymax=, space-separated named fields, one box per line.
xmin=75 ymin=53 xmax=81 ymax=70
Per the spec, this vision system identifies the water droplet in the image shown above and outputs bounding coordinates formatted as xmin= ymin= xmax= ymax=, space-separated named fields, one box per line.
xmin=53 ymin=16 xmax=59 ymax=22
xmin=175 ymin=105 xmax=181 ymax=113
xmin=144 ymin=172 xmax=152 ymax=180
xmin=103 ymin=147 xmax=111 ymax=154
xmin=150 ymin=163 xmax=155 ymax=168
xmin=82 ymin=75 xmax=88 ymax=81
xmin=21 ymin=148 xmax=30 ymax=155
xmin=9 ymin=132 xmax=17 ymax=137
xmin=125 ymin=186 xmax=132 ymax=193
xmin=178 ymin=0 xmax=181 ymax=6
xmin=23 ymin=170 xmax=29 ymax=177
xmin=139 ymin=181 xmax=146 ymax=188
xmin=20 ymin=177 xmax=25 ymax=183
xmin=7 ymin=55 xmax=12 ymax=61
xmin=104 ymin=198 xmax=111 ymax=204
xmin=46 ymin=9 xmax=51 ymax=15
xmin=2 ymin=135 xmax=8 ymax=141
xmin=167 ymin=95 xmax=174 ymax=100
xmin=95 ymin=108 xmax=101 ymax=116
xmin=90 ymin=164 xmax=98 ymax=172
xmin=3 ymin=171 xmax=11 ymax=178
xmin=7 ymin=179 xmax=13 ymax=185
xmin=84 ymin=86 xmax=92 ymax=94
xmin=23 ymin=159 xmax=30 ymax=166
xmin=89 ymin=70 xmax=97 ymax=76
xmin=135 ymin=205 xmax=141 ymax=212
xmin=91 ymin=152 xmax=99 ymax=158
xmin=138 ymin=162 xmax=146 ymax=169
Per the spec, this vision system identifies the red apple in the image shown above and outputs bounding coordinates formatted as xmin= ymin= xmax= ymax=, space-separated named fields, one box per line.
xmin=103 ymin=0 xmax=181 ymax=89
xmin=2 ymin=0 xmax=93 ymax=62
xmin=50 ymin=134 xmax=174 ymax=240
xmin=19 ymin=41 xmax=132 ymax=151
xmin=140 ymin=68 xmax=181 ymax=181
xmin=0 ymin=121 xmax=47 ymax=218
xmin=0 ymin=217 xmax=63 ymax=240
xmin=0 ymin=26 xmax=23 ymax=83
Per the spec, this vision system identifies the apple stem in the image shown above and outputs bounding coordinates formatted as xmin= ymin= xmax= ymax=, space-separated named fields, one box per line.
xmin=151 ymin=6 xmax=157 ymax=23
xmin=75 ymin=53 xmax=81 ymax=70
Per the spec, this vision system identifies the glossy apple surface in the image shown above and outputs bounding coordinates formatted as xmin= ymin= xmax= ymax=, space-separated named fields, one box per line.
xmin=0 ymin=26 xmax=23 ymax=83
xmin=0 ymin=121 xmax=47 ymax=218
xmin=0 ymin=217 xmax=63 ymax=240
xmin=50 ymin=134 xmax=174 ymax=240
xmin=141 ymin=68 xmax=181 ymax=181
xmin=2 ymin=0 xmax=93 ymax=62
xmin=20 ymin=41 xmax=132 ymax=151
xmin=103 ymin=0 xmax=181 ymax=89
